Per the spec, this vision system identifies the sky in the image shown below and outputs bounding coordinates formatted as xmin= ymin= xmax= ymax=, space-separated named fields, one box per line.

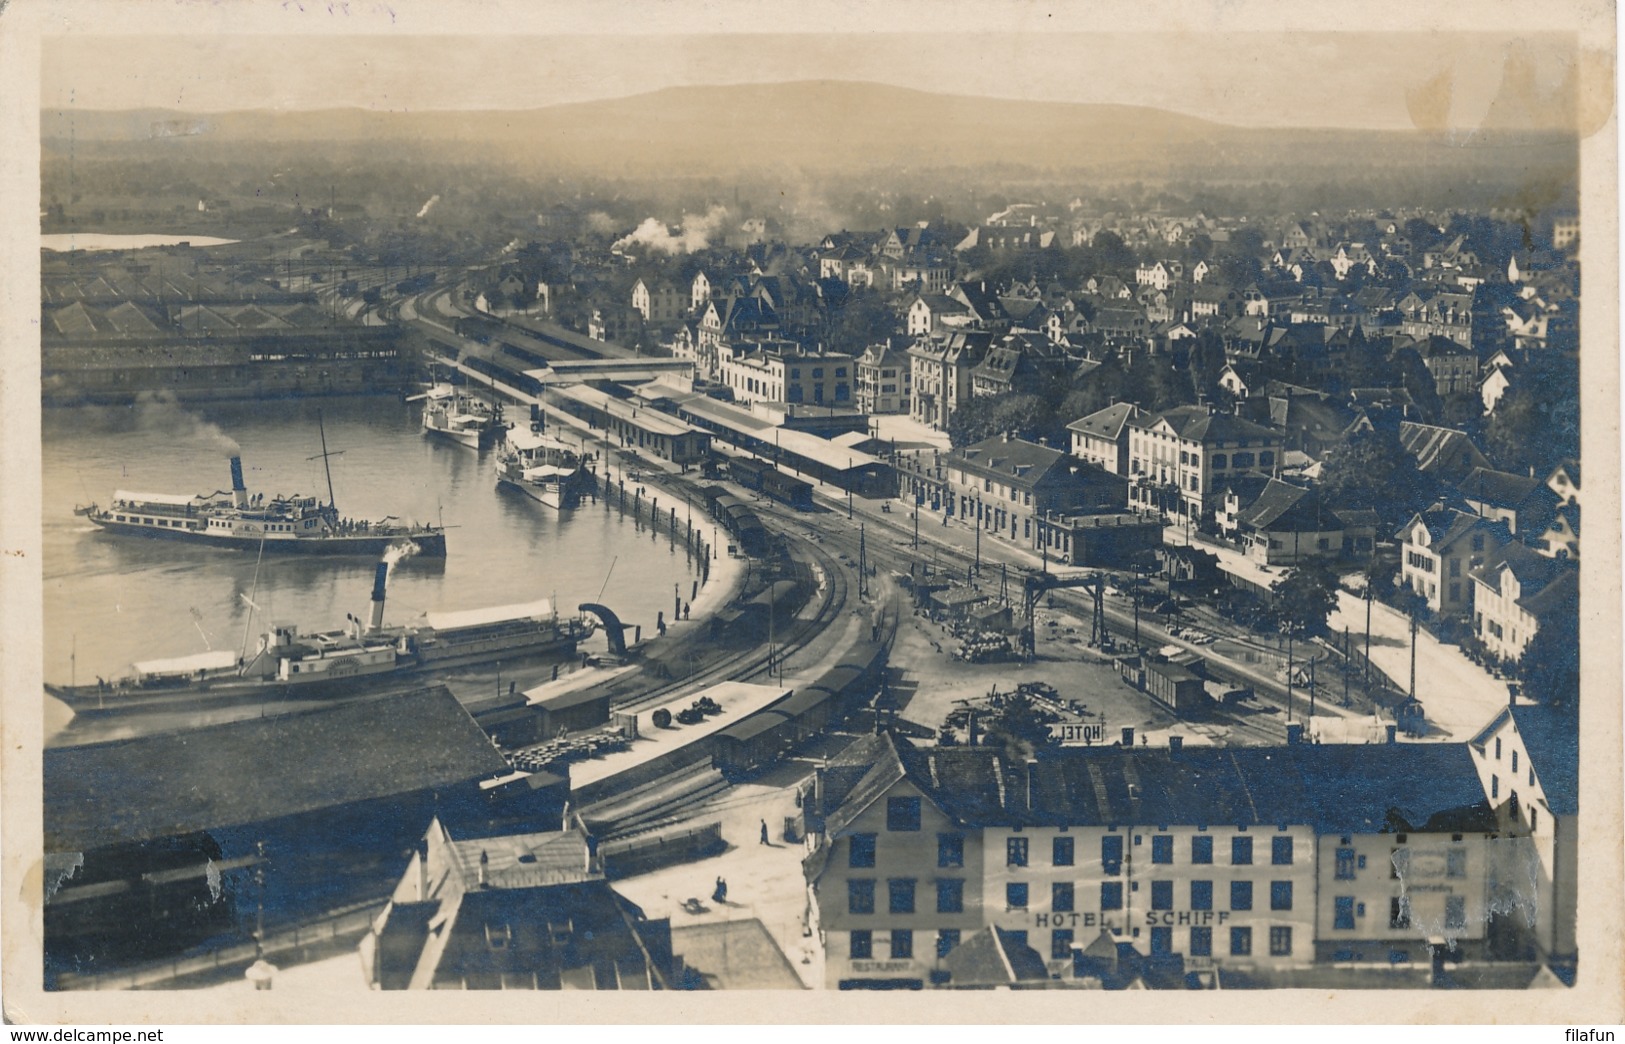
xmin=38 ymin=27 xmax=1586 ymax=132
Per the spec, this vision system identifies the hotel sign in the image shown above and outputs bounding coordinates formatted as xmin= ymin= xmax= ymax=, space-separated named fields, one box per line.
xmin=1050 ymin=721 xmax=1106 ymax=745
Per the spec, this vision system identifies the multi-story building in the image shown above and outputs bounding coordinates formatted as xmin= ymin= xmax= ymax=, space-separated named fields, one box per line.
xmin=1467 ymin=702 xmax=1579 ymax=977
xmin=944 ymin=434 xmax=1127 ymax=552
xmin=630 ymin=278 xmax=687 ymax=324
xmin=1468 ymin=542 xmax=1579 ymax=663
xmin=908 ymin=330 xmax=991 ymax=431
xmin=1395 ymin=506 xmax=1511 ymax=617
xmin=720 ymin=345 xmax=854 ymax=407
xmin=1066 ymin=402 xmax=1140 ymax=476
xmin=1126 ymin=406 xmax=1283 ymax=525
xmin=856 ymin=342 xmax=912 ymax=415
xmin=804 ymin=734 xmax=1504 ymax=989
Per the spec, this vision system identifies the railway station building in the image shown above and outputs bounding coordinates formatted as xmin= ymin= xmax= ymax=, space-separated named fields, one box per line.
xmin=803 ymin=732 xmax=1526 ymax=989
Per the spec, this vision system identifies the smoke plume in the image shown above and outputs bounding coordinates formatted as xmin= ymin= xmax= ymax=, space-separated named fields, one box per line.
xmin=131 ymin=389 xmax=241 ymax=456
xmin=612 ymin=204 xmax=732 ymax=255
xmin=382 ymin=540 xmax=420 ymax=584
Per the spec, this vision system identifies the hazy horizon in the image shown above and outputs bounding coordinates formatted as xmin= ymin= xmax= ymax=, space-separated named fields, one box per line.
xmin=42 ymin=31 xmax=1585 ymax=133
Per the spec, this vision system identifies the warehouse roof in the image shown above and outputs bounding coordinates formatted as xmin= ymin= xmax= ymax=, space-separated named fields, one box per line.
xmin=46 ymin=686 xmax=507 ymax=853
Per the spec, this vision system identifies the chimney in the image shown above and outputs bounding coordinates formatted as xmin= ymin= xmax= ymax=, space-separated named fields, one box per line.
xmin=369 ymin=562 xmax=389 ymax=632
xmin=1286 ymin=722 xmax=1304 ymax=745
xmin=417 ymin=837 xmax=430 ymax=900
xmin=229 ymin=456 xmax=248 ymax=508
xmin=1120 ymin=727 xmax=1135 ymax=747
xmin=1025 ymin=757 xmax=1039 ymax=812
xmin=477 ymin=849 xmax=489 ymax=888
xmin=1169 ymin=735 xmax=1184 ymax=757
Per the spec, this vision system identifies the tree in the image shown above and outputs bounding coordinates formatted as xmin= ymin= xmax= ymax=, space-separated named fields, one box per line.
xmin=1390 ymin=348 xmax=1442 ymax=420
xmin=1483 ymin=383 xmax=1580 ymax=476
xmin=1319 ymin=426 xmax=1440 ymax=537
xmin=1518 ymin=609 xmax=1580 ymax=710
xmin=1271 ymin=560 xmax=1340 ymax=641
xmin=946 ymin=393 xmax=1062 ymax=449
xmin=1187 ymin=329 xmax=1228 ymax=401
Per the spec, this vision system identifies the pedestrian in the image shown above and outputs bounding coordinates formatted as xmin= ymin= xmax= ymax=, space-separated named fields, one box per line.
xmin=760 ymin=819 xmax=770 ymax=845
xmin=713 ymin=876 xmax=727 ymax=903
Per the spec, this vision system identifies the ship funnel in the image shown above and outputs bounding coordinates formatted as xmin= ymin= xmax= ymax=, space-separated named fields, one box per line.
xmin=369 ymin=562 xmax=389 ymax=631
xmin=229 ymin=456 xmax=248 ymax=508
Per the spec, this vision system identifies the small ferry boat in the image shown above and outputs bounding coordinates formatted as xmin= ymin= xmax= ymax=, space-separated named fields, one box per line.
xmin=421 ymin=384 xmax=510 ymax=450
xmin=46 ymin=563 xmax=594 ymax=715
xmin=495 ymin=425 xmax=596 ymax=510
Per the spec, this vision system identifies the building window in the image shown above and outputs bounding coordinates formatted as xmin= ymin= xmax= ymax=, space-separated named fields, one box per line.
xmin=937 ymin=929 xmax=960 ymax=958
xmin=1101 ymin=881 xmax=1123 ymax=911
xmin=1190 ymin=927 xmax=1213 ymax=957
xmin=889 ymin=878 xmax=916 ymax=915
xmin=1102 ymin=834 xmax=1124 ymax=875
xmin=937 ymin=833 xmax=964 ymax=868
xmin=1495 ymin=737 xmax=1502 ymax=759
xmin=1152 ymin=835 xmax=1174 ymax=864
xmin=1511 ymin=750 xmax=1519 ymax=773
xmin=1150 ymin=880 xmax=1173 ymax=911
xmin=1053 ymin=836 xmax=1075 ymax=866
xmin=1334 ymin=896 xmax=1356 ymax=930
xmin=1269 ymin=927 xmax=1293 ymax=957
xmin=1271 ymin=836 xmax=1294 ymax=865
xmin=1191 ymin=836 xmax=1213 ymax=864
xmin=1391 ymin=848 xmax=1409 ymax=880
xmin=848 ymin=880 xmax=875 ymax=915
xmin=1491 ymin=774 xmax=1500 ymax=800
xmin=1191 ymin=880 xmax=1213 ymax=911
xmin=1232 ymin=836 xmax=1253 ymax=865
xmin=886 ymin=797 xmax=921 ymax=832
xmin=1053 ymin=882 xmax=1075 ymax=913
xmin=1335 ymin=847 xmax=1357 ymax=880
xmin=1006 ymin=882 xmax=1029 ymax=911
xmin=1445 ymin=896 xmax=1467 ymax=931
xmin=1007 ymin=837 xmax=1029 ymax=867
xmin=849 ymin=833 xmax=876 ymax=868
xmin=1270 ymin=881 xmax=1293 ymax=911
xmin=1390 ymin=896 xmax=1412 ymax=929
xmin=936 ymin=878 xmax=964 ymax=914
xmin=1052 ymin=929 xmax=1075 ymax=960
xmin=1150 ymin=926 xmax=1173 ymax=955
xmin=890 ymin=930 xmax=913 ymax=960
xmin=849 ymin=930 xmax=872 ymax=959
xmin=1447 ymin=849 xmax=1467 ymax=878
xmin=1230 ymin=880 xmax=1253 ymax=911
xmin=1230 ymin=927 xmax=1252 ymax=957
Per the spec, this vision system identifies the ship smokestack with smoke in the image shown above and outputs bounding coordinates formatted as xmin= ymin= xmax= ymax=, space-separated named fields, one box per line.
xmin=229 ymin=456 xmax=248 ymax=509
xmin=368 ymin=561 xmax=390 ymax=632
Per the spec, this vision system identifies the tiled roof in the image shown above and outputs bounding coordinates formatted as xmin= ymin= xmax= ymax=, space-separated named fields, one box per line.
xmin=1067 ymin=402 xmax=1139 ymax=440
xmin=880 ymin=742 xmax=1489 ymax=834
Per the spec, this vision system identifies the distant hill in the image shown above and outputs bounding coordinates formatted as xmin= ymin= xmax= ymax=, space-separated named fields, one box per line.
xmin=41 ymin=79 xmax=1574 ymax=178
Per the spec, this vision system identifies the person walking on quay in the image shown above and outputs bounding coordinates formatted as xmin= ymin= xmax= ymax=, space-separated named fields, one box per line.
xmin=760 ymin=819 xmax=770 ymax=845
xmin=713 ymin=876 xmax=727 ymax=904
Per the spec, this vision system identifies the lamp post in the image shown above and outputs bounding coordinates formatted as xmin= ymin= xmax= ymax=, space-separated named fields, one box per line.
xmin=847 ymin=456 xmax=853 ymax=519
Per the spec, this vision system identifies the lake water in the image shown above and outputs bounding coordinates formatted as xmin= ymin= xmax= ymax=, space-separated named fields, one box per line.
xmin=41 ymin=395 xmax=702 ymax=744
xmin=40 ymin=233 xmax=240 ymax=252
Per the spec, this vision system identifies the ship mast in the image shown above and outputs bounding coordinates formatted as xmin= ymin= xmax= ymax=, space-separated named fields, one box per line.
xmin=316 ymin=410 xmax=338 ymax=511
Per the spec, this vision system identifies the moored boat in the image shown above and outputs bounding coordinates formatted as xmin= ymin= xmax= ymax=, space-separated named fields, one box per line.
xmin=495 ymin=426 xmax=596 ymax=510
xmin=422 ymin=384 xmax=509 ymax=449
xmin=46 ymin=562 xmax=595 ymax=715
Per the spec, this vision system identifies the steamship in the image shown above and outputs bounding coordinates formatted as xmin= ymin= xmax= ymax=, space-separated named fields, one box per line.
xmin=45 ymin=562 xmax=594 ymax=715
xmin=494 ymin=424 xmax=595 ymax=510
xmin=421 ymin=384 xmax=510 ymax=450
xmin=82 ymin=454 xmax=448 ymax=557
